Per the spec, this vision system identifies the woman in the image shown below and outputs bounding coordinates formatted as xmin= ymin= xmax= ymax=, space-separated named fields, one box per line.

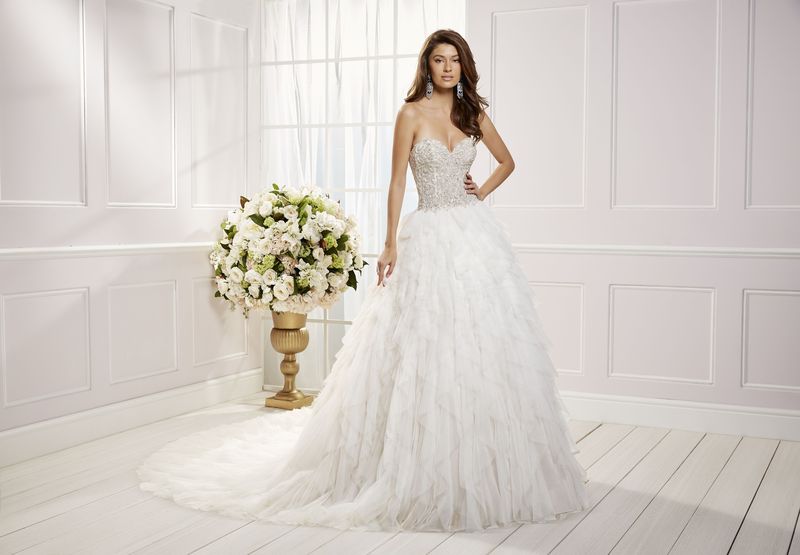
xmin=137 ymin=28 xmax=591 ymax=532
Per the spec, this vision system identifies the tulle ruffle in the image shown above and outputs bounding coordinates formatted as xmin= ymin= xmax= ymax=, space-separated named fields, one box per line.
xmin=137 ymin=200 xmax=591 ymax=532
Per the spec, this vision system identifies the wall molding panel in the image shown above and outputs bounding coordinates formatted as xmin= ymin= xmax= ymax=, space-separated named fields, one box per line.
xmin=0 ymin=0 xmax=89 ymax=207
xmin=107 ymin=279 xmax=179 ymax=384
xmin=105 ymin=0 xmax=177 ymax=208
xmin=744 ymin=0 xmax=800 ymax=210
xmin=1 ymin=288 xmax=92 ymax=408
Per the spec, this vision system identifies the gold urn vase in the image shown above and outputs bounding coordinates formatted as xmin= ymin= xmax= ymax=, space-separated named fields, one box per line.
xmin=266 ymin=310 xmax=315 ymax=410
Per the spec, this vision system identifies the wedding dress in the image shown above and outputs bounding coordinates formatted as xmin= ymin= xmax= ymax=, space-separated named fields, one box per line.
xmin=136 ymin=135 xmax=591 ymax=532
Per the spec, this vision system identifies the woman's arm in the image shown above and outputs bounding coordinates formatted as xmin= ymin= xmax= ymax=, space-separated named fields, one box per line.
xmin=377 ymin=104 xmax=416 ymax=286
xmin=476 ymin=110 xmax=515 ymax=200
xmin=384 ymin=104 xmax=415 ymax=249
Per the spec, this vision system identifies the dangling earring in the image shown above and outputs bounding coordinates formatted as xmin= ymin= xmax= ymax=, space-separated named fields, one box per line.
xmin=425 ymin=74 xmax=433 ymax=99
xmin=456 ymin=79 xmax=464 ymax=100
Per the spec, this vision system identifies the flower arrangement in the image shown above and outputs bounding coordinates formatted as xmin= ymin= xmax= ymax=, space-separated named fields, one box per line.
xmin=209 ymin=183 xmax=368 ymax=318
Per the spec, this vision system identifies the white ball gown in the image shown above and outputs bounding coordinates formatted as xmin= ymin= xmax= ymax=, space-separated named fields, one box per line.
xmin=136 ymin=135 xmax=591 ymax=533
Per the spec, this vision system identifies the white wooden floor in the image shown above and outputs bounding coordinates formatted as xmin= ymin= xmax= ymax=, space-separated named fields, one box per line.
xmin=1 ymin=391 xmax=799 ymax=555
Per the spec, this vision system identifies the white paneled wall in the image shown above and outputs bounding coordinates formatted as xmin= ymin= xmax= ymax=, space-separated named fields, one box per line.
xmin=0 ymin=0 xmax=262 ymax=447
xmin=467 ymin=0 xmax=800 ymax=426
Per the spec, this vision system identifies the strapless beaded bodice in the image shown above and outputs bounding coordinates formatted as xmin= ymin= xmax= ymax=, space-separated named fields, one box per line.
xmin=409 ymin=137 xmax=480 ymax=211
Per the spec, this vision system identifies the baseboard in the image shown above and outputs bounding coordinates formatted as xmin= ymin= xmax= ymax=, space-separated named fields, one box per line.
xmin=261 ymin=385 xmax=800 ymax=442
xmin=0 ymin=368 xmax=264 ymax=468
xmin=559 ymin=390 xmax=800 ymax=442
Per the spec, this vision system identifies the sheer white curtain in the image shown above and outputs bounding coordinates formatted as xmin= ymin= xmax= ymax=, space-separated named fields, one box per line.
xmin=261 ymin=0 xmax=465 ymax=388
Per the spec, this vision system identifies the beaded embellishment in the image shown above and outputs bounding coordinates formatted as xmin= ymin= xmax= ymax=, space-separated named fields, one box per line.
xmin=409 ymin=137 xmax=480 ymax=212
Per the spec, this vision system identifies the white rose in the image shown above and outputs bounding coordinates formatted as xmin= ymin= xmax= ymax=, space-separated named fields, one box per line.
xmin=242 ymin=201 xmax=257 ymax=217
xmin=262 ymin=269 xmax=278 ymax=285
xmin=244 ymin=269 xmax=262 ymax=285
xmin=310 ymin=271 xmax=328 ymax=291
xmin=282 ymin=205 xmax=299 ymax=220
xmin=253 ymin=238 xmax=269 ymax=256
xmin=239 ymin=218 xmax=262 ymax=241
xmin=273 ymin=280 xmax=292 ymax=301
xmin=303 ymin=224 xmax=322 ymax=243
xmin=227 ymin=210 xmax=242 ymax=226
xmin=285 ymin=189 xmax=304 ymax=203
xmin=328 ymin=272 xmax=347 ymax=289
xmin=258 ymin=201 xmax=273 ymax=218
xmin=228 ymin=267 xmax=244 ymax=283
xmin=228 ymin=283 xmax=245 ymax=298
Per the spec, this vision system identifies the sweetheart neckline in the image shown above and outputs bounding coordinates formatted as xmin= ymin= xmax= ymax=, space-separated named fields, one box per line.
xmin=411 ymin=136 xmax=474 ymax=155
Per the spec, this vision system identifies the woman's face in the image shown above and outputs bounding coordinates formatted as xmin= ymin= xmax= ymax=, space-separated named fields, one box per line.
xmin=428 ymin=43 xmax=461 ymax=90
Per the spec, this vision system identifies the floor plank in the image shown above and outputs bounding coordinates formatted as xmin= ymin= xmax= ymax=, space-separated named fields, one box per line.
xmin=189 ymin=521 xmax=296 ymax=554
xmin=551 ymin=429 xmax=705 ymax=554
xmin=610 ymin=433 xmax=741 ymax=555
xmin=667 ymin=436 xmax=779 ymax=555
xmin=728 ymin=440 xmax=800 ymax=554
xmin=130 ymin=512 xmax=250 ymax=554
xmin=310 ymin=529 xmax=399 ymax=554
xmin=367 ymin=531 xmax=452 ymax=554
xmin=491 ymin=426 xmax=668 ymax=554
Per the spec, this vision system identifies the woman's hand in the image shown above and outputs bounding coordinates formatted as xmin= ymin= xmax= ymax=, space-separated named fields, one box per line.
xmin=464 ymin=172 xmax=485 ymax=201
xmin=377 ymin=245 xmax=397 ymax=287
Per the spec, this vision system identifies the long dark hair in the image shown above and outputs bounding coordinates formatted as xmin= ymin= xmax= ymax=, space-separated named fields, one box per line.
xmin=404 ymin=29 xmax=490 ymax=143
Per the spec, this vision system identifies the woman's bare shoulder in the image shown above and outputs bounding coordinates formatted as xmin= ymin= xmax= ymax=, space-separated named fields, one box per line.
xmin=399 ymin=101 xmax=424 ymax=119
xmin=396 ymin=102 xmax=423 ymax=134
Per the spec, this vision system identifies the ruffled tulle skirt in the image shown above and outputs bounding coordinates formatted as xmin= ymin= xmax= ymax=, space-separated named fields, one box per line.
xmin=136 ymin=200 xmax=591 ymax=532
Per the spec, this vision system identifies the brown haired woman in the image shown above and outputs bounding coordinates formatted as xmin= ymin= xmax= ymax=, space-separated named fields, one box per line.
xmin=137 ymin=29 xmax=591 ymax=533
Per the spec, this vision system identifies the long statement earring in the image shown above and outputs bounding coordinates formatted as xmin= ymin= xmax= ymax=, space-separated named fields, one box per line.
xmin=425 ymin=74 xmax=433 ymax=99
xmin=456 ymin=79 xmax=464 ymax=100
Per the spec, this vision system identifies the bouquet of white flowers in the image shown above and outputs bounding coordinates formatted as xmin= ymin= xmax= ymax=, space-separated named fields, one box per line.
xmin=209 ymin=183 xmax=369 ymax=318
